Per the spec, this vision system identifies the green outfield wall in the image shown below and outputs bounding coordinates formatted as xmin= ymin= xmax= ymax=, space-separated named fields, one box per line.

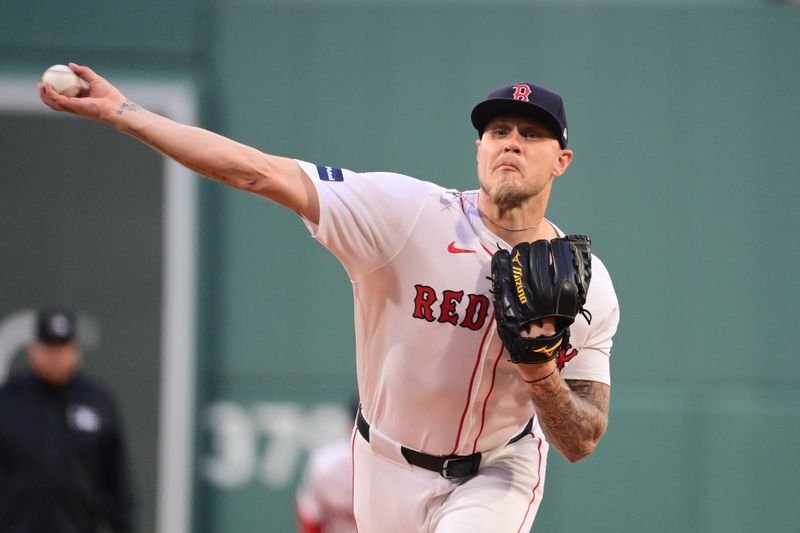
xmin=2 ymin=1 xmax=799 ymax=532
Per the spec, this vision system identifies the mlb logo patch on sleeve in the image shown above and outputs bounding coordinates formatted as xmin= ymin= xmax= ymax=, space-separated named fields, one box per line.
xmin=316 ymin=165 xmax=344 ymax=182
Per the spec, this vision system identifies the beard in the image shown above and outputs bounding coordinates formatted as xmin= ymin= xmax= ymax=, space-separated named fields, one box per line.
xmin=480 ymin=177 xmax=540 ymax=211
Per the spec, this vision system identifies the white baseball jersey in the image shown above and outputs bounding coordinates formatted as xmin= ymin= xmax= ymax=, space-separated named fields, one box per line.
xmin=296 ymin=438 xmax=357 ymax=533
xmin=296 ymin=160 xmax=619 ymax=530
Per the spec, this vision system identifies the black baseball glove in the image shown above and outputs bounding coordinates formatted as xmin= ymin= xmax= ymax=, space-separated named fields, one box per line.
xmin=490 ymin=235 xmax=593 ymax=364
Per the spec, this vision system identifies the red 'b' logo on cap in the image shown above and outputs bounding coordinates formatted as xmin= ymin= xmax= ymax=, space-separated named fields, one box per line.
xmin=512 ymin=84 xmax=531 ymax=102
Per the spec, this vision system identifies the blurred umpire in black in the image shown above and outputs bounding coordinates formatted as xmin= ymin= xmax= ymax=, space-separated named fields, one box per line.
xmin=0 ymin=308 xmax=135 ymax=533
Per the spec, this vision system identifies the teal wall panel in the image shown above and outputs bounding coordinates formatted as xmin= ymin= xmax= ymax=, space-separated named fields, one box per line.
xmin=538 ymin=391 xmax=698 ymax=532
xmin=703 ymin=391 xmax=800 ymax=532
xmin=0 ymin=0 xmax=200 ymax=54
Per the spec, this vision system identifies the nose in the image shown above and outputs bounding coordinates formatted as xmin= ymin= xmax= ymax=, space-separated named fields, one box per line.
xmin=502 ymin=128 xmax=522 ymax=153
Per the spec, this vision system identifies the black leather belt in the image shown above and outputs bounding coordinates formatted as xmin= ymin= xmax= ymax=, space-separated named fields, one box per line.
xmin=356 ymin=409 xmax=533 ymax=479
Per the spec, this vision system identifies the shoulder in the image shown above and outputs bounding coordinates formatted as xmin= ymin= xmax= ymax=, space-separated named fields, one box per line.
xmin=582 ymin=252 xmax=620 ymax=339
xmin=363 ymin=171 xmax=447 ymax=203
xmin=0 ymin=375 xmax=29 ymax=397
xmin=588 ymin=254 xmax=617 ymax=305
xmin=548 ymin=225 xmax=619 ymax=311
xmin=296 ymin=159 xmax=446 ymax=196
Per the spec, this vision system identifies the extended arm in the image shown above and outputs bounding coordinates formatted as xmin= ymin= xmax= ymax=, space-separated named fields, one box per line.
xmin=38 ymin=64 xmax=319 ymax=223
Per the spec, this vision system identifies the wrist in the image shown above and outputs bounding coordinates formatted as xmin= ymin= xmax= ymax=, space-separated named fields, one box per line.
xmin=516 ymin=360 xmax=557 ymax=384
xmin=104 ymin=97 xmax=140 ymax=128
xmin=522 ymin=368 xmax=557 ymax=384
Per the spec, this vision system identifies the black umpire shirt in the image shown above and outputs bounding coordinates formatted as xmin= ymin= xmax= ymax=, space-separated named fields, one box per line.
xmin=0 ymin=371 xmax=135 ymax=533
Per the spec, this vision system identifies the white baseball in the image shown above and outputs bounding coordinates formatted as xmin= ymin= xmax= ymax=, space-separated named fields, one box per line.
xmin=41 ymin=64 xmax=88 ymax=97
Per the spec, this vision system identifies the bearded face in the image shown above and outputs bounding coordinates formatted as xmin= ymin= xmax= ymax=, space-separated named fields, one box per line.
xmin=479 ymin=172 xmax=550 ymax=211
xmin=475 ymin=115 xmax=569 ymax=212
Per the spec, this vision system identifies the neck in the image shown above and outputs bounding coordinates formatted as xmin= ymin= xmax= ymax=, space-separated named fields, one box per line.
xmin=476 ymin=191 xmax=556 ymax=245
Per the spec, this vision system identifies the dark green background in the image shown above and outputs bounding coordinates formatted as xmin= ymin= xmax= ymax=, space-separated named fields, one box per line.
xmin=3 ymin=0 xmax=799 ymax=531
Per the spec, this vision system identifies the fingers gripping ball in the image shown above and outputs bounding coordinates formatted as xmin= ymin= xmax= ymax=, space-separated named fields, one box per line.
xmin=490 ymin=235 xmax=593 ymax=364
xmin=41 ymin=65 xmax=88 ymax=97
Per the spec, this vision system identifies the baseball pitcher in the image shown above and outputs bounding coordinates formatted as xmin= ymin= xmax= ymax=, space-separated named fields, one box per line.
xmin=40 ymin=66 xmax=620 ymax=532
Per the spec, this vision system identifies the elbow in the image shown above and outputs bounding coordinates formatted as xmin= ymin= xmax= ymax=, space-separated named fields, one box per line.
xmin=229 ymin=160 xmax=270 ymax=194
xmin=220 ymin=149 xmax=277 ymax=195
xmin=563 ymin=425 xmax=607 ymax=463
xmin=563 ymin=441 xmax=598 ymax=463
xmin=239 ymin=175 xmax=265 ymax=193
xmin=232 ymin=170 xmax=280 ymax=198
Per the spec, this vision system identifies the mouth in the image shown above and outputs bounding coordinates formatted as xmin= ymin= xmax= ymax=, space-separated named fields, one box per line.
xmin=495 ymin=161 xmax=519 ymax=172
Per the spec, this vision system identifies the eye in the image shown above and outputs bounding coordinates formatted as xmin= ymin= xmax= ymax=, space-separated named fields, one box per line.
xmin=492 ymin=127 xmax=509 ymax=137
xmin=522 ymin=130 xmax=540 ymax=140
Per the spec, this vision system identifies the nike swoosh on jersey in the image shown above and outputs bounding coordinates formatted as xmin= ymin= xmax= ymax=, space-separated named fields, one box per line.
xmin=448 ymin=241 xmax=476 ymax=254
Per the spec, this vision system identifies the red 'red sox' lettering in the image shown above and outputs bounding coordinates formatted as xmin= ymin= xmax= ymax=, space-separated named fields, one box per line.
xmin=412 ymin=285 xmax=490 ymax=331
xmin=413 ymin=285 xmax=438 ymax=322
xmin=437 ymin=290 xmax=464 ymax=326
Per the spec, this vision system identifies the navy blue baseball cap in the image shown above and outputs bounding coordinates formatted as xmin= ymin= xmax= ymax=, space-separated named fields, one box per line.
xmin=37 ymin=308 xmax=76 ymax=344
xmin=471 ymin=83 xmax=569 ymax=148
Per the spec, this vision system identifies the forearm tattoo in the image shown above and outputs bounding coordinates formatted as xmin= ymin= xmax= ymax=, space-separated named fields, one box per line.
xmin=116 ymin=100 xmax=141 ymax=115
xmin=527 ymin=376 xmax=610 ymax=460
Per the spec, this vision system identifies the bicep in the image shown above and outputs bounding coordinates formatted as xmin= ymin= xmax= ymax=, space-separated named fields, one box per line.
xmin=253 ymin=157 xmax=320 ymax=224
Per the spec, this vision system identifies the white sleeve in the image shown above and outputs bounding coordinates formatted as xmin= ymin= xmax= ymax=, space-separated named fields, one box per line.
xmin=559 ymin=256 xmax=620 ymax=385
xmin=295 ymin=456 xmax=323 ymax=523
xmin=296 ymin=159 xmax=441 ymax=279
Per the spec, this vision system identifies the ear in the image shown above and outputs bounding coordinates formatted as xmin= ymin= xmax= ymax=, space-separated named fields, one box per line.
xmin=553 ymin=149 xmax=574 ymax=177
xmin=475 ymin=138 xmax=481 ymax=161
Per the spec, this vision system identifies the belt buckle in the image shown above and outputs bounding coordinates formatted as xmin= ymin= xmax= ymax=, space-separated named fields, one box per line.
xmin=441 ymin=452 xmax=481 ymax=479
